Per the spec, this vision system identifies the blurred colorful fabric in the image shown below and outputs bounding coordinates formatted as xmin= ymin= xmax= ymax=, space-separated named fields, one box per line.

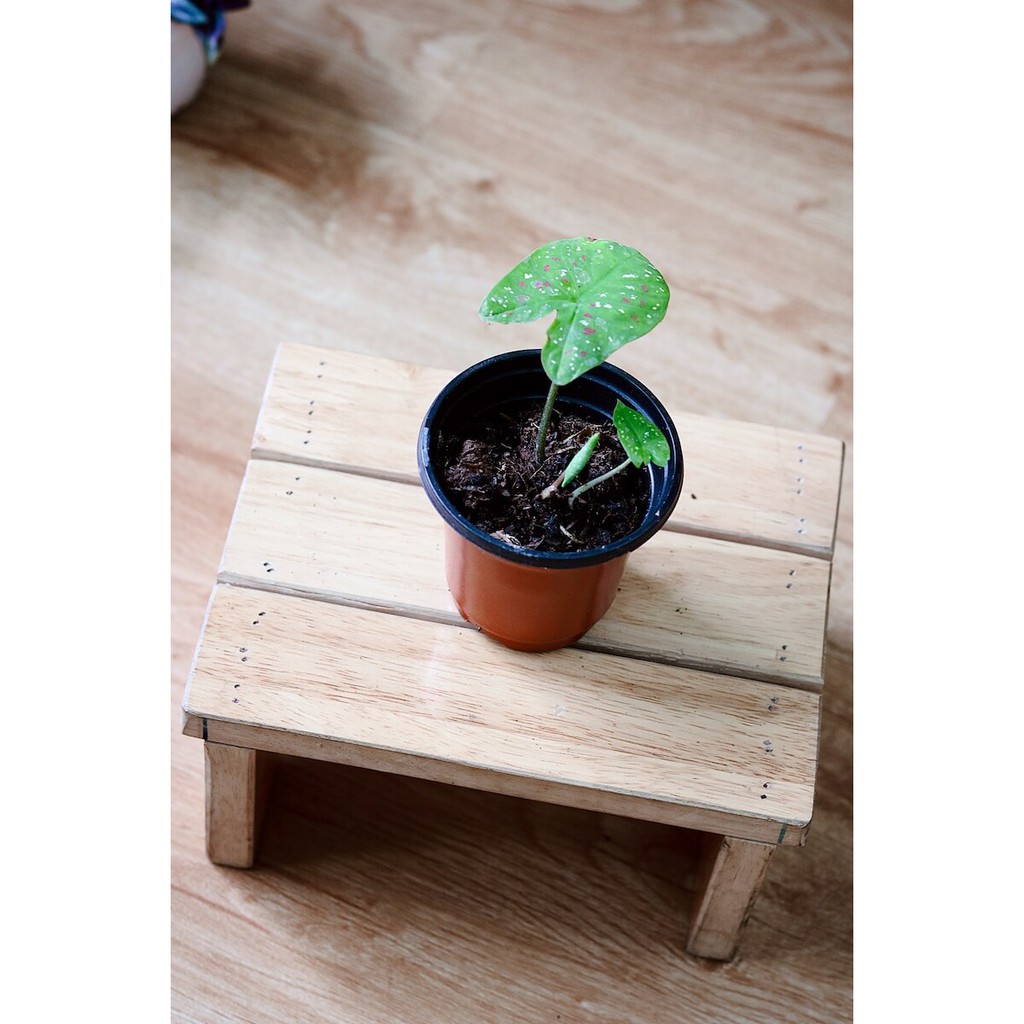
xmin=171 ymin=1 xmax=251 ymax=63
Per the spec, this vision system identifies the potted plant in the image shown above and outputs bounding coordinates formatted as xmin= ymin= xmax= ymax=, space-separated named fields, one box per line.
xmin=417 ymin=237 xmax=684 ymax=651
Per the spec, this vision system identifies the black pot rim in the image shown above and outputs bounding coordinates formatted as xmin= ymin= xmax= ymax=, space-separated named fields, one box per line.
xmin=417 ymin=350 xmax=684 ymax=569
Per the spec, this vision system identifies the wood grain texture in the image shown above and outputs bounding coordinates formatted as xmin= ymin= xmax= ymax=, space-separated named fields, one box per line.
xmin=204 ymin=742 xmax=275 ymax=867
xmin=219 ymin=455 xmax=831 ymax=688
xmin=687 ymin=835 xmax=777 ymax=960
xmin=172 ymin=0 xmax=852 ymax=1019
xmin=184 ymin=586 xmax=819 ymax=843
xmin=255 ymin=342 xmax=845 ymax=557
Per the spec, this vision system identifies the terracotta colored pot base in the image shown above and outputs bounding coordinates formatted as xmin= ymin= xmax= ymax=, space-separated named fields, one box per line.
xmin=460 ymin=619 xmax=590 ymax=653
xmin=444 ymin=525 xmax=628 ymax=652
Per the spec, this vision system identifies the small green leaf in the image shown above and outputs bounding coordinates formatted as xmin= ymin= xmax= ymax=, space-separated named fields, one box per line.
xmin=561 ymin=433 xmax=600 ymax=488
xmin=613 ymin=400 xmax=670 ymax=468
xmin=478 ymin=238 xmax=670 ymax=386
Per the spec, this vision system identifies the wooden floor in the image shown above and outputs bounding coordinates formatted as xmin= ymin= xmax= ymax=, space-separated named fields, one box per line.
xmin=171 ymin=1 xmax=852 ymax=1020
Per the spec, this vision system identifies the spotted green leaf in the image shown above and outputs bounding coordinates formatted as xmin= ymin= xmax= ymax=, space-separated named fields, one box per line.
xmin=613 ymin=400 xmax=670 ymax=468
xmin=478 ymin=237 xmax=670 ymax=386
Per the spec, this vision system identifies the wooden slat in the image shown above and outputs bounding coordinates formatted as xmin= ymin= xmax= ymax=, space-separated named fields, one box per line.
xmin=252 ymin=343 xmax=452 ymax=484
xmin=253 ymin=342 xmax=844 ymax=558
xmin=182 ymin=586 xmax=819 ymax=845
xmin=218 ymin=458 xmax=831 ymax=690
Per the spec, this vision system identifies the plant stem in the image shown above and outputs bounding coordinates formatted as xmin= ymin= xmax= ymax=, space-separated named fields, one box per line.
xmin=535 ymin=381 xmax=559 ymax=462
xmin=569 ymin=457 xmax=633 ymax=506
xmin=540 ymin=474 xmax=565 ymax=500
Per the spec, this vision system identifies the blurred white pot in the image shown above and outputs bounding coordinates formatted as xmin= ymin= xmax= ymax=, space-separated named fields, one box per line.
xmin=171 ymin=21 xmax=207 ymax=116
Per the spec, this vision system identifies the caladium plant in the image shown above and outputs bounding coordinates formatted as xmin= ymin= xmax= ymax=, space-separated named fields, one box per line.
xmin=479 ymin=237 xmax=671 ymax=461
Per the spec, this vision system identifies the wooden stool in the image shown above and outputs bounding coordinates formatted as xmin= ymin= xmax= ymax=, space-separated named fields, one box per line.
xmin=181 ymin=343 xmax=844 ymax=961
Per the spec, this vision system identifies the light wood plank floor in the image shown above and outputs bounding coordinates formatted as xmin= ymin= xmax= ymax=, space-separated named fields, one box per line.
xmin=171 ymin=1 xmax=852 ymax=1020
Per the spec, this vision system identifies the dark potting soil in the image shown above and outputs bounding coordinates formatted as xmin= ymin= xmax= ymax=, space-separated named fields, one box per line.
xmin=439 ymin=401 xmax=648 ymax=553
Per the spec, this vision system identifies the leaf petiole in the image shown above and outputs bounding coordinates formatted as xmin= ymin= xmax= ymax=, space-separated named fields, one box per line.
xmin=568 ymin=457 xmax=633 ymax=506
xmin=535 ymin=380 xmax=559 ymax=462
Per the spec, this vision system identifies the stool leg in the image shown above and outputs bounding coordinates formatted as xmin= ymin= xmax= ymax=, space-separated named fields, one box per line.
xmin=204 ymin=742 xmax=273 ymax=868
xmin=686 ymin=834 xmax=775 ymax=960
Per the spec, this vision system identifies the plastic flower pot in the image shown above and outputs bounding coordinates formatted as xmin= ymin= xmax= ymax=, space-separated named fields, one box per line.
xmin=417 ymin=350 xmax=684 ymax=652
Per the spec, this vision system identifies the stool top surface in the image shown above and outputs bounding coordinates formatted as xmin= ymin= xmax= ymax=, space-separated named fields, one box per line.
xmin=182 ymin=343 xmax=845 ymax=845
